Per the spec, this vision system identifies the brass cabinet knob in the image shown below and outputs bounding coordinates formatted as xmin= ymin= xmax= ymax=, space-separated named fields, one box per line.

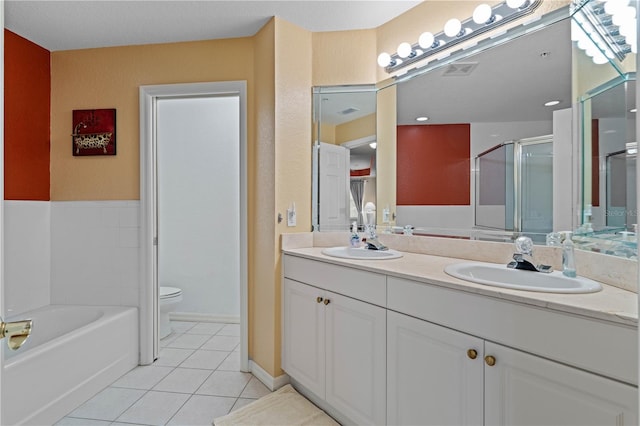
xmin=485 ymin=355 xmax=496 ymax=367
xmin=467 ymin=349 xmax=478 ymax=360
xmin=316 ymin=297 xmax=323 ymax=303
xmin=324 ymin=299 xmax=331 ymax=305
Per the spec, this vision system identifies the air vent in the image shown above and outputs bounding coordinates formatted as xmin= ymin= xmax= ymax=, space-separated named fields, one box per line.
xmin=442 ymin=62 xmax=478 ymax=76
xmin=339 ymin=107 xmax=360 ymax=115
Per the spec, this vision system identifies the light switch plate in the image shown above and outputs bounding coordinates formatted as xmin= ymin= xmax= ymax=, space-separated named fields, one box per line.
xmin=287 ymin=208 xmax=296 ymax=227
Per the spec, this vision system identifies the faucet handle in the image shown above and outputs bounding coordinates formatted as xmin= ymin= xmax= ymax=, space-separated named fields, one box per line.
xmin=514 ymin=236 xmax=533 ymax=256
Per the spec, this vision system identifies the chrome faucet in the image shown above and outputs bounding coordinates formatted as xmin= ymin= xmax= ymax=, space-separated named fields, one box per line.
xmin=507 ymin=236 xmax=552 ymax=273
xmin=364 ymin=224 xmax=388 ymax=251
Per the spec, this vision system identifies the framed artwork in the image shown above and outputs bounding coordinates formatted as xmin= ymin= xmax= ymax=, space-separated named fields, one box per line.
xmin=72 ymin=109 xmax=116 ymax=156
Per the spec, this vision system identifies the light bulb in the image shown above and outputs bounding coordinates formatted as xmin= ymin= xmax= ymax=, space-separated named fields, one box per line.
xmin=397 ymin=42 xmax=413 ymax=58
xmin=604 ymin=0 xmax=630 ymax=16
xmin=444 ymin=18 xmax=462 ymax=37
xmin=612 ymin=7 xmax=636 ymax=27
xmin=377 ymin=52 xmax=391 ymax=67
xmin=592 ymin=53 xmax=609 ymax=64
xmin=473 ymin=4 xmax=493 ymax=24
xmin=619 ymin=19 xmax=637 ymax=38
xmin=418 ymin=32 xmax=435 ymax=49
xmin=506 ymin=0 xmax=527 ymax=9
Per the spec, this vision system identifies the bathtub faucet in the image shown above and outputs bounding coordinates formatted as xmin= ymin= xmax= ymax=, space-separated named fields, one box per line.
xmin=0 ymin=317 xmax=32 ymax=350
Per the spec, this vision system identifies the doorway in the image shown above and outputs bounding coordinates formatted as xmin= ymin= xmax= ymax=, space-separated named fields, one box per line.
xmin=140 ymin=82 xmax=248 ymax=370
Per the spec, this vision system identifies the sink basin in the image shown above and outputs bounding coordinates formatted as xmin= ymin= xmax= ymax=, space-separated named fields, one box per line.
xmin=321 ymin=246 xmax=403 ymax=260
xmin=444 ymin=262 xmax=602 ymax=294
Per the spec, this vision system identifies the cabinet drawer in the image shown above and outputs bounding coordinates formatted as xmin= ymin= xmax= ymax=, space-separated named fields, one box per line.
xmin=283 ymin=254 xmax=386 ymax=306
xmin=388 ymin=276 xmax=638 ymax=386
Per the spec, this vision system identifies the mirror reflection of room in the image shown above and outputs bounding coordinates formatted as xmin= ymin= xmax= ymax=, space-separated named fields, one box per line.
xmin=313 ymin=87 xmax=377 ymax=232
xmin=389 ymin=15 xmax=572 ymax=239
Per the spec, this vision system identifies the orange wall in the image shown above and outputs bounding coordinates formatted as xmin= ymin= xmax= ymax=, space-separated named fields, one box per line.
xmin=50 ymin=38 xmax=254 ymax=200
xmin=397 ymin=124 xmax=470 ymax=205
xmin=4 ymin=30 xmax=50 ymax=200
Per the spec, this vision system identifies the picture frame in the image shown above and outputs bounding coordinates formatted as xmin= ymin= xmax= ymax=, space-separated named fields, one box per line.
xmin=72 ymin=109 xmax=116 ymax=156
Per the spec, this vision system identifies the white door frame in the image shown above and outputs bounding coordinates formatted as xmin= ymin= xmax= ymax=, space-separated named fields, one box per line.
xmin=139 ymin=81 xmax=248 ymax=370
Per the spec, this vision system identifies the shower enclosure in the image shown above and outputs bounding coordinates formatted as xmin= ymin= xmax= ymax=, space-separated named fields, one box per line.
xmin=606 ymin=149 xmax=637 ymax=228
xmin=475 ymin=135 xmax=553 ymax=237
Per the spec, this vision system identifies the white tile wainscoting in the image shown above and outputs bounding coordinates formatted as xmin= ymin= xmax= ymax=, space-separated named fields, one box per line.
xmin=4 ymin=200 xmax=140 ymax=315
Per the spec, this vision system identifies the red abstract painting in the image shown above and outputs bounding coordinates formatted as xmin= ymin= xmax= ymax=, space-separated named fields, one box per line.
xmin=72 ymin=109 xmax=116 ymax=156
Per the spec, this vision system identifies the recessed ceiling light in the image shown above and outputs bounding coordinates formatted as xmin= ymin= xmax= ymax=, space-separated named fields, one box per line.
xmin=416 ymin=116 xmax=429 ymax=122
xmin=544 ymin=100 xmax=561 ymax=107
xmin=630 ymin=108 xmax=637 ymax=113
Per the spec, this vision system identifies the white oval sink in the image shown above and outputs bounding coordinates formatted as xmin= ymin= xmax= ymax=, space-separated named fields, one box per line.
xmin=321 ymin=246 xmax=403 ymax=260
xmin=444 ymin=262 xmax=602 ymax=294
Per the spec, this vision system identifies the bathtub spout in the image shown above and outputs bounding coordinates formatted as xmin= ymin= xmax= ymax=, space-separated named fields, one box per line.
xmin=1 ymin=319 xmax=32 ymax=350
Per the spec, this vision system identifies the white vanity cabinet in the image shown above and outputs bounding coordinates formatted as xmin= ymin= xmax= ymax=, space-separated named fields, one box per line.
xmin=388 ymin=310 xmax=638 ymax=426
xmin=387 ymin=275 xmax=638 ymax=426
xmin=484 ymin=341 xmax=638 ymax=425
xmin=282 ymin=252 xmax=638 ymax=426
xmin=282 ymin=256 xmax=387 ymax=426
xmin=387 ymin=310 xmax=484 ymax=425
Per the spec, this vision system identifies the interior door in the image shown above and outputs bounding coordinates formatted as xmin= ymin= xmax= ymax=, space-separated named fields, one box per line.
xmin=318 ymin=142 xmax=350 ymax=231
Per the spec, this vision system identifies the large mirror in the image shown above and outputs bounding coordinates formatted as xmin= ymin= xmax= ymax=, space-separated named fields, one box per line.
xmin=571 ymin=0 xmax=637 ymax=258
xmin=312 ymin=86 xmax=378 ymax=232
xmin=312 ymin=1 xmax=638 ymax=257
xmin=313 ymin=6 xmax=572 ymax=242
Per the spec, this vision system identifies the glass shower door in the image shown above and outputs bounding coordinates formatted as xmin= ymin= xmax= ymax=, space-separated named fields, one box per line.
xmin=516 ymin=138 xmax=553 ymax=235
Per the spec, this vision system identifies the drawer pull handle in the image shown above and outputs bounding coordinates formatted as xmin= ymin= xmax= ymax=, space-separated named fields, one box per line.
xmin=485 ymin=355 xmax=496 ymax=367
xmin=467 ymin=349 xmax=478 ymax=360
xmin=323 ymin=299 xmax=331 ymax=305
xmin=316 ymin=297 xmax=323 ymax=303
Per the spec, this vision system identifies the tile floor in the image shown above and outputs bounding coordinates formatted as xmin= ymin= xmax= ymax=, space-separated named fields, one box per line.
xmin=56 ymin=321 xmax=271 ymax=426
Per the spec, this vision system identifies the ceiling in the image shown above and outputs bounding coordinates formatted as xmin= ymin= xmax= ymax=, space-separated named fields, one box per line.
xmin=4 ymin=0 xmax=421 ymax=51
xmin=397 ymin=16 xmax=573 ymax=125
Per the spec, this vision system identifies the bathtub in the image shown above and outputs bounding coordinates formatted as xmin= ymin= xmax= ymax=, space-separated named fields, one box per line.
xmin=2 ymin=305 xmax=139 ymax=425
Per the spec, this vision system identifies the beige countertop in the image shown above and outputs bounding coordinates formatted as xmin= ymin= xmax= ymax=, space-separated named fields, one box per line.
xmin=283 ymin=247 xmax=638 ymax=328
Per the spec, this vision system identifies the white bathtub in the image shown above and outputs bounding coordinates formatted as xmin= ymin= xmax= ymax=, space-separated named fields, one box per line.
xmin=1 ymin=305 xmax=139 ymax=425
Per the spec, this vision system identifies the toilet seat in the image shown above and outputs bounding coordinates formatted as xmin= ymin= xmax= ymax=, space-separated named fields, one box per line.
xmin=160 ymin=286 xmax=182 ymax=299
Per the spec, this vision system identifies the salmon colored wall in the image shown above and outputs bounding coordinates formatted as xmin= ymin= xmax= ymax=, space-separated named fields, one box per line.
xmin=4 ymin=30 xmax=50 ymax=200
xmin=336 ymin=113 xmax=375 ymax=144
xmin=312 ymin=29 xmax=377 ymax=86
xmin=251 ymin=19 xmax=277 ymax=377
xmin=397 ymin=124 xmax=470 ymax=205
xmin=274 ymin=18 xmax=312 ymax=376
xmin=50 ymin=38 xmax=254 ymax=200
xmin=250 ymin=17 xmax=312 ymax=379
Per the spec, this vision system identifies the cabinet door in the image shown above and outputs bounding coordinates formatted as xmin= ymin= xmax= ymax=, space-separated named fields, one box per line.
xmin=387 ymin=311 xmax=484 ymax=426
xmin=484 ymin=342 xmax=638 ymax=426
xmin=325 ymin=291 xmax=387 ymax=425
xmin=282 ymin=278 xmax=325 ymax=397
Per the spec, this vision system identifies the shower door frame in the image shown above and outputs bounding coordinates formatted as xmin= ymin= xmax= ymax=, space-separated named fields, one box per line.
xmin=139 ymin=81 xmax=248 ymax=370
xmin=513 ymin=135 xmax=554 ymax=233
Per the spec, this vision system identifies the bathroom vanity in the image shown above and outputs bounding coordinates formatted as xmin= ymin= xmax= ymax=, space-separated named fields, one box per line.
xmin=281 ymin=246 xmax=638 ymax=426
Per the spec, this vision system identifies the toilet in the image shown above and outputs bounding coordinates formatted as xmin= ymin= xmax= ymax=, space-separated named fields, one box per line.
xmin=159 ymin=286 xmax=183 ymax=339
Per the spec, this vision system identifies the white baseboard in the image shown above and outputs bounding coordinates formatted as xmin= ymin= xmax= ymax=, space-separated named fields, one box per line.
xmin=169 ymin=312 xmax=240 ymax=324
xmin=249 ymin=360 xmax=290 ymax=391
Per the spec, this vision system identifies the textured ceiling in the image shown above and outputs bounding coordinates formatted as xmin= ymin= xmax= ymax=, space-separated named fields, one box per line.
xmin=5 ymin=1 xmax=421 ymax=51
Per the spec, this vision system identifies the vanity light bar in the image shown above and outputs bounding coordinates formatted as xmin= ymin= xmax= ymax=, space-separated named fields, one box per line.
xmin=572 ymin=0 xmax=637 ymax=63
xmin=378 ymin=0 xmax=542 ymax=74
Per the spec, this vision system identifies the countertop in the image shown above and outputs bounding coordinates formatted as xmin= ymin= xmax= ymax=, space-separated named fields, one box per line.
xmin=283 ymin=247 xmax=638 ymax=328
